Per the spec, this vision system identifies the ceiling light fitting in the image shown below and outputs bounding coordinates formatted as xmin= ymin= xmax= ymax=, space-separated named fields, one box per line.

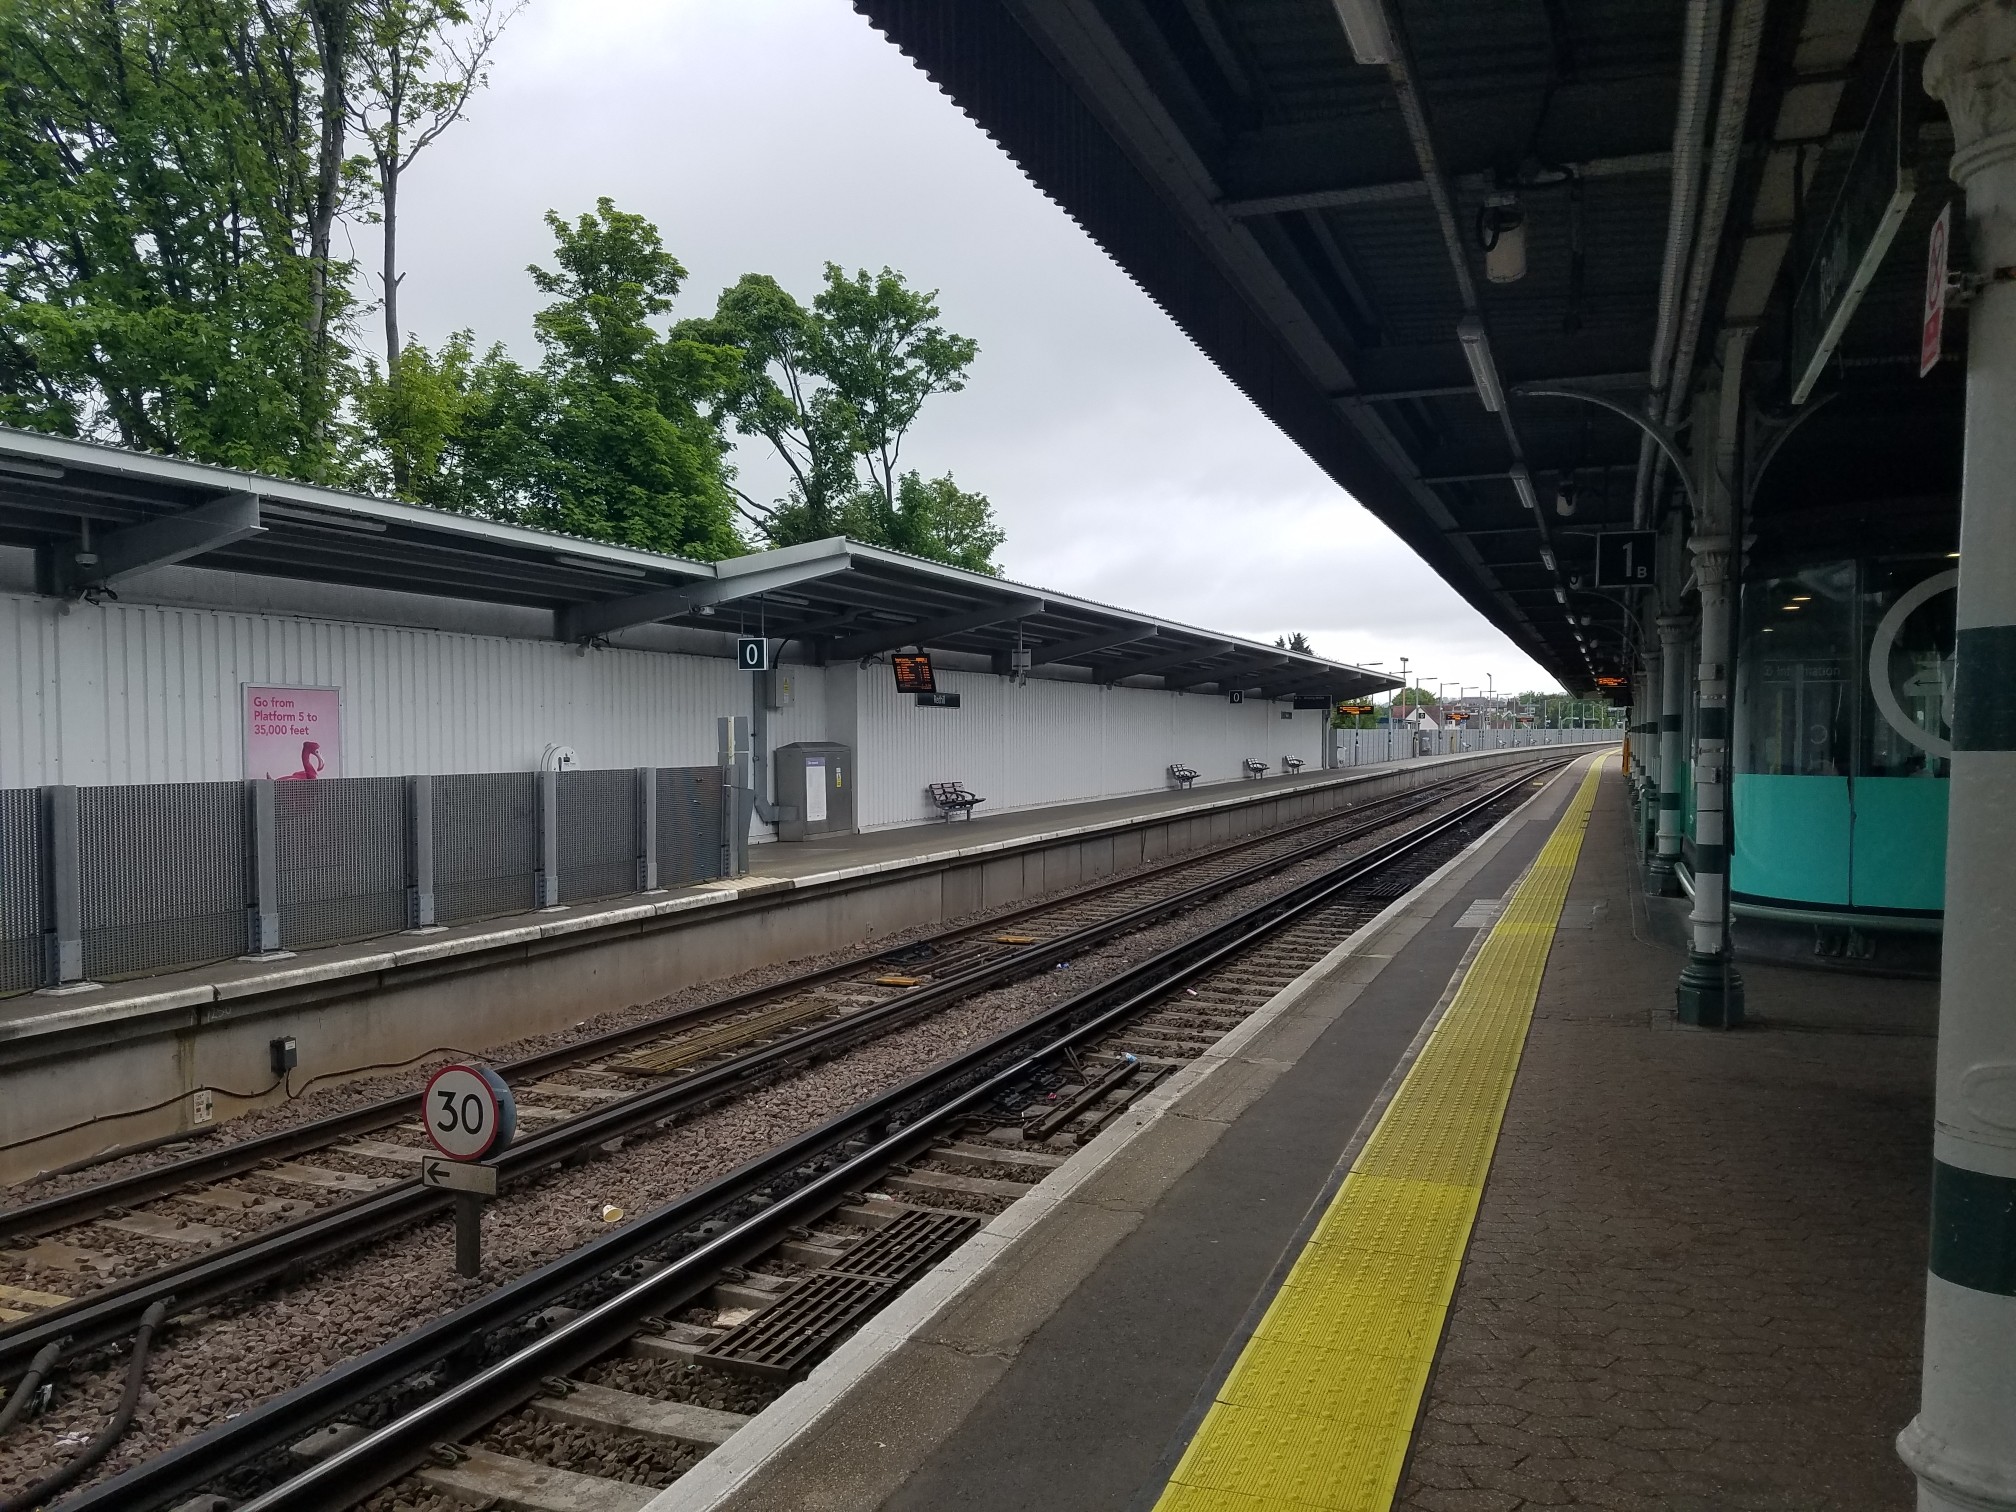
xmin=1331 ymin=0 xmax=1395 ymax=65
xmin=1554 ymin=586 xmax=1569 ymax=604
xmin=1477 ymin=193 xmax=1527 ymax=284
xmin=1456 ymin=316 xmax=1507 ymax=413
xmin=1510 ymin=465 xmax=1539 ymax=512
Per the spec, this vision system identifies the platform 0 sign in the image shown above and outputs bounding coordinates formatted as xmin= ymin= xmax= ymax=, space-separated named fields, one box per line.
xmin=244 ymin=685 xmax=342 ymax=781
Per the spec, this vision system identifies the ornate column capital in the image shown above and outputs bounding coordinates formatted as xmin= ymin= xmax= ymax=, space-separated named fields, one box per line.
xmin=1912 ymin=0 xmax=2016 ymax=223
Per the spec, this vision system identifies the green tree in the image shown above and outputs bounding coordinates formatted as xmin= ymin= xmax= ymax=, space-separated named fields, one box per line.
xmin=0 ymin=0 xmax=356 ymax=472
xmin=686 ymin=262 xmax=1002 ymax=572
xmin=1273 ymin=632 xmax=1315 ymax=654
xmin=840 ymin=471 xmax=1003 ymax=575
xmin=347 ymin=0 xmax=521 ymax=486
xmin=362 ymin=199 xmax=741 ymax=559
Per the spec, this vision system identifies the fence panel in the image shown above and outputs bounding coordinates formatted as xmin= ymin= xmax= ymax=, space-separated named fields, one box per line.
xmin=276 ymin=777 xmax=408 ymax=949
xmin=0 ymin=789 xmax=42 ymax=993
xmin=558 ymin=768 xmax=639 ymax=905
xmin=434 ymin=772 xmax=537 ymax=925
xmin=657 ymin=766 xmax=725 ymax=888
xmin=78 ymin=782 xmax=247 ymax=980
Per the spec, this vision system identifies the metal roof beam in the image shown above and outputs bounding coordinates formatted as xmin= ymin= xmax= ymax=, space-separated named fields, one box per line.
xmin=557 ymin=542 xmax=851 ymax=641
xmin=1221 ymin=152 xmax=1671 ymax=219
xmin=828 ymin=597 xmax=1046 ymax=659
xmin=1028 ymin=624 xmax=1154 ymax=666
xmin=59 ymin=491 xmax=263 ymax=592
xmin=1175 ymin=653 xmax=1293 ymax=691
xmin=1094 ymin=640 xmax=1232 ymax=684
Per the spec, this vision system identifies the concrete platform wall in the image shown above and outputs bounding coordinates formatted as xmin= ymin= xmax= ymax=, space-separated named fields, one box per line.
xmin=0 ymin=746 xmax=1574 ymax=1186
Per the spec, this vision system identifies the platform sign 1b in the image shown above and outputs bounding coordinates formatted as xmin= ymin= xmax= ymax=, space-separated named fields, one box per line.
xmin=422 ymin=1063 xmax=516 ymax=1160
xmin=736 ymin=637 xmax=770 ymax=672
xmin=1594 ymin=531 xmax=1656 ymax=588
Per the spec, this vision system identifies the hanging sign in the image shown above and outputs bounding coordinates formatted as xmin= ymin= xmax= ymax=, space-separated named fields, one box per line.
xmin=1921 ymin=201 xmax=1951 ymax=379
xmin=892 ymin=653 xmax=937 ymax=693
xmin=1594 ymin=531 xmax=1657 ymax=587
xmin=1789 ymin=48 xmax=1919 ymax=404
xmin=245 ymin=685 xmax=342 ymax=781
xmin=736 ymin=637 xmax=770 ymax=671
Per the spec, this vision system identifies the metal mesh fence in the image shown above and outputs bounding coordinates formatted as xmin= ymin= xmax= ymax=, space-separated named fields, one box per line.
xmin=657 ymin=766 xmax=726 ymax=888
xmin=0 ymin=789 xmax=42 ymax=994
xmin=434 ymin=772 xmax=537 ymax=925
xmin=277 ymin=778 xmax=409 ymax=949
xmin=558 ymin=768 xmax=639 ymax=905
xmin=78 ymin=782 xmax=247 ymax=980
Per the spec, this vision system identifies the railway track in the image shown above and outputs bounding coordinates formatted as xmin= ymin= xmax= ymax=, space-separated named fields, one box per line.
xmin=34 ymin=758 xmax=1566 ymax=1512
xmin=0 ymin=765 xmax=1529 ymax=1388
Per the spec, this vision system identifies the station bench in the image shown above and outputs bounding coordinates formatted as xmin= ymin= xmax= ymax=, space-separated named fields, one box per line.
xmin=927 ymin=782 xmax=985 ymax=821
xmin=1167 ymin=763 xmax=1200 ymax=789
xmin=1242 ymin=758 xmax=1270 ymax=779
xmin=1282 ymin=756 xmax=1305 ymax=774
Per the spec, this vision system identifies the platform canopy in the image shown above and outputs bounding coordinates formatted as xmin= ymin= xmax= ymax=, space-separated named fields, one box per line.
xmin=846 ymin=0 xmax=1963 ymax=691
xmin=0 ymin=426 xmax=1394 ymax=702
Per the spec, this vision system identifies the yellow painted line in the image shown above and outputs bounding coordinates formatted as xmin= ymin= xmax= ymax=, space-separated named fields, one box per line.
xmin=1154 ymin=761 xmax=1603 ymax=1512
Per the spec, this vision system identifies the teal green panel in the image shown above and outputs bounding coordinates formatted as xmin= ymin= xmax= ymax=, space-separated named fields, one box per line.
xmin=1850 ymin=777 xmax=1949 ymax=912
xmin=1732 ymin=774 xmax=1851 ymax=905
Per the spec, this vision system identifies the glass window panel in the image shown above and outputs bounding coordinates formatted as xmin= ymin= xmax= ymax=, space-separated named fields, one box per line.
xmin=1859 ymin=559 xmax=1955 ymax=780
xmin=1736 ymin=562 xmax=1855 ymax=777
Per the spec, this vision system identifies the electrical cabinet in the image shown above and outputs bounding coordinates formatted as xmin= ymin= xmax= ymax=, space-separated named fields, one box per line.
xmin=773 ymin=742 xmax=854 ymax=842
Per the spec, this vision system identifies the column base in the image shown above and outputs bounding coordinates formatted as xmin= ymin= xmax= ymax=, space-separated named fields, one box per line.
xmin=1645 ymin=853 xmax=1682 ymax=897
xmin=1675 ymin=951 xmax=1744 ymax=1028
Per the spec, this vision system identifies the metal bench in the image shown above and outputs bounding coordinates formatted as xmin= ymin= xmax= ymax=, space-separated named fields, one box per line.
xmin=1167 ymin=763 xmax=1200 ymax=789
xmin=927 ymin=781 xmax=985 ymax=821
xmin=1242 ymin=758 xmax=1270 ymax=779
xmin=1282 ymin=756 xmax=1305 ymax=774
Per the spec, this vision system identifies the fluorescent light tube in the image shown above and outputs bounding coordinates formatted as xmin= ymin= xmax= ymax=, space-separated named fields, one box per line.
xmin=1510 ymin=464 xmax=1539 ymax=511
xmin=1554 ymin=586 xmax=1569 ymax=604
xmin=1456 ymin=315 xmax=1506 ymax=413
xmin=1539 ymin=547 xmax=1556 ymax=571
xmin=1332 ymin=0 xmax=1395 ymax=64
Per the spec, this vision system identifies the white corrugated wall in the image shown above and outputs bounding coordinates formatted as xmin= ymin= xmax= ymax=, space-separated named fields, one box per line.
xmin=5 ymin=589 xmax=1331 ymax=829
xmin=0 ymin=591 xmax=745 ymax=787
xmin=849 ymin=665 xmax=1325 ymax=830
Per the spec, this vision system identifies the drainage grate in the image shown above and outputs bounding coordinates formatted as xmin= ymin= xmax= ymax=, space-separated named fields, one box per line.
xmin=700 ymin=1209 xmax=978 ymax=1378
xmin=822 ymin=1208 xmax=978 ymax=1280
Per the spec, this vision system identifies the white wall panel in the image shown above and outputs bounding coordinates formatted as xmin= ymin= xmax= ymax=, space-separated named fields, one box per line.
xmin=1 ymin=591 xmax=747 ymax=788
xmin=848 ymin=663 xmax=1327 ymax=831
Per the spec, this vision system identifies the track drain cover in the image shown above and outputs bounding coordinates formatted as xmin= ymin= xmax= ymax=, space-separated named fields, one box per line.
xmin=700 ymin=1209 xmax=978 ymax=1379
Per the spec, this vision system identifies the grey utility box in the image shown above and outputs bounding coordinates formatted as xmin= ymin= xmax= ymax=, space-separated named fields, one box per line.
xmin=774 ymin=742 xmax=855 ymax=842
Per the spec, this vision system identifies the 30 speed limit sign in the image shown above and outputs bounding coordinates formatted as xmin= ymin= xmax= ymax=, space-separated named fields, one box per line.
xmin=422 ymin=1063 xmax=517 ymax=1160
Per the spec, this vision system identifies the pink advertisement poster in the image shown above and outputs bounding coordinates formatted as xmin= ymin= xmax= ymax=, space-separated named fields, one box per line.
xmin=245 ymin=686 xmax=343 ymax=781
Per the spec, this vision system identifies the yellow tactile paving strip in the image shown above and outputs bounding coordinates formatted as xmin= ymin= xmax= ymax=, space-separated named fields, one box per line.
xmin=1154 ymin=761 xmax=1604 ymax=1512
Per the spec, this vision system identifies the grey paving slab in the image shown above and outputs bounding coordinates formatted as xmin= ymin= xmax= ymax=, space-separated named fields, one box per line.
xmin=1394 ymin=768 xmax=1934 ymax=1512
xmin=861 ymin=773 xmax=1586 ymax=1512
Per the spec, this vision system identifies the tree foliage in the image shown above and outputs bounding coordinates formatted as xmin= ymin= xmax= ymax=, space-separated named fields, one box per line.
xmin=0 ymin=7 xmax=1008 ymax=571
xmin=361 ymin=198 xmax=741 ymax=558
xmin=684 ymin=263 xmax=1000 ymax=572
xmin=0 ymin=0 xmax=352 ymax=471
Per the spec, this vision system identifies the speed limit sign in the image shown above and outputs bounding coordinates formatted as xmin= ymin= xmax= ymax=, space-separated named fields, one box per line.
xmin=422 ymin=1063 xmax=517 ymax=1160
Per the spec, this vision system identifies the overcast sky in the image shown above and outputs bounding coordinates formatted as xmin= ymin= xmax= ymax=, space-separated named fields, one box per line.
xmin=384 ymin=0 xmax=1561 ymax=697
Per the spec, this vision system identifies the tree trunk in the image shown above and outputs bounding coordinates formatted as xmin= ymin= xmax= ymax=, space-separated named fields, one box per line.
xmin=304 ymin=0 xmax=348 ymax=368
xmin=382 ymin=157 xmax=406 ymax=491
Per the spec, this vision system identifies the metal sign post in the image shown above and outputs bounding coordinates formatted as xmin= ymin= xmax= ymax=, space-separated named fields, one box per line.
xmin=421 ymin=1063 xmax=515 ymax=1278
